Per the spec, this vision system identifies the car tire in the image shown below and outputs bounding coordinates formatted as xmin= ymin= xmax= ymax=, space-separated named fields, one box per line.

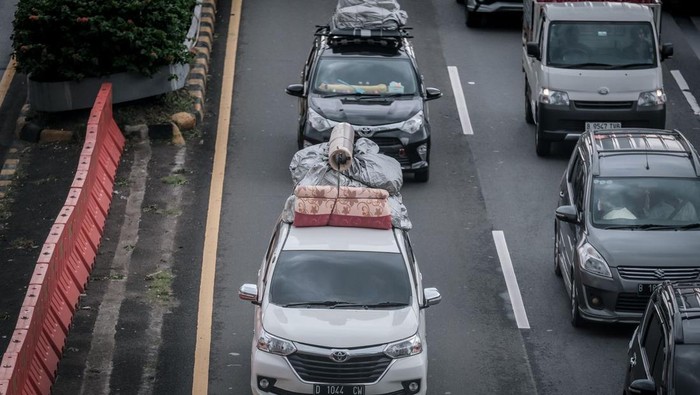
xmin=456 ymin=0 xmax=465 ymax=4
xmin=535 ymin=123 xmax=551 ymax=157
xmin=525 ymin=82 xmax=535 ymax=125
xmin=414 ymin=168 xmax=429 ymax=183
xmin=465 ymin=7 xmax=481 ymax=27
xmin=570 ymin=275 xmax=585 ymax=328
xmin=553 ymin=222 xmax=562 ymax=277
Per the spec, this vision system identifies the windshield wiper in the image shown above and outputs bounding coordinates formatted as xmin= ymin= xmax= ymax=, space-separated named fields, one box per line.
xmin=558 ymin=63 xmax=614 ymax=69
xmin=361 ymin=301 xmax=409 ymax=308
xmin=320 ymin=92 xmax=362 ymax=98
xmin=610 ymin=63 xmax=654 ymax=69
xmin=282 ymin=300 xmax=356 ymax=308
xmin=635 ymin=224 xmax=679 ymax=230
xmin=678 ymin=223 xmax=700 ymax=230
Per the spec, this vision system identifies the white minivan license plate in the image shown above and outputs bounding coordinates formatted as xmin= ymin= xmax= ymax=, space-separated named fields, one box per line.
xmin=585 ymin=122 xmax=621 ymax=132
xmin=313 ymin=384 xmax=365 ymax=395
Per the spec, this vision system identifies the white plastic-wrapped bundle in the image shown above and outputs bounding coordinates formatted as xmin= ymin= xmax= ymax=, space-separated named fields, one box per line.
xmin=332 ymin=0 xmax=408 ymax=30
xmin=281 ymin=138 xmax=412 ymax=230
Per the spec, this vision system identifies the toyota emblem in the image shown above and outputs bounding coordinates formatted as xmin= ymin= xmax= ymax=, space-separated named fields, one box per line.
xmin=356 ymin=127 xmax=373 ymax=137
xmin=598 ymin=87 xmax=610 ymax=95
xmin=330 ymin=350 xmax=350 ymax=363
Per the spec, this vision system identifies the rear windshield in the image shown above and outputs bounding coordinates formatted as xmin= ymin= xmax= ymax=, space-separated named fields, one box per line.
xmin=547 ymin=22 xmax=656 ymax=69
xmin=673 ymin=344 xmax=700 ymax=392
xmin=312 ymin=57 xmax=418 ymax=96
xmin=269 ymin=250 xmax=412 ymax=307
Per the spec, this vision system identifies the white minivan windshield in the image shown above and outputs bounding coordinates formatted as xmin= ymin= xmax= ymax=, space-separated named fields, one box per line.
xmin=547 ymin=22 xmax=656 ymax=69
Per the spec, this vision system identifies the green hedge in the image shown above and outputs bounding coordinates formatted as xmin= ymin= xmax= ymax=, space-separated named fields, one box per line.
xmin=12 ymin=0 xmax=197 ymax=82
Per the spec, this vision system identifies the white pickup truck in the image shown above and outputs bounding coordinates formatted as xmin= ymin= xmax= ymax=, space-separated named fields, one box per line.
xmin=522 ymin=0 xmax=673 ymax=156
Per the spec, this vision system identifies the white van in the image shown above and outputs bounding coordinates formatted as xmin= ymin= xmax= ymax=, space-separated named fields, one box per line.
xmin=522 ymin=0 xmax=673 ymax=156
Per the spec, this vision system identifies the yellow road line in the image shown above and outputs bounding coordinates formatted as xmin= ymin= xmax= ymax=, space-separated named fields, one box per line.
xmin=0 ymin=58 xmax=16 ymax=109
xmin=192 ymin=0 xmax=243 ymax=394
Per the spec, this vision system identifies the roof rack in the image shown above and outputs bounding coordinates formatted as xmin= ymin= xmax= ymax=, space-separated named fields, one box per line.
xmin=658 ymin=281 xmax=700 ymax=344
xmin=315 ymin=24 xmax=413 ymax=50
xmin=588 ymin=128 xmax=700 ymax=176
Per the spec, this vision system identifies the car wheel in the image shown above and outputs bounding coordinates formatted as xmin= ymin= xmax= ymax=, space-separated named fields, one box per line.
xmin=553 ymin=222 xmax=562 ymax=277
xmin=456 ymin=0 xmax=464 ymax=4
xmin=525 ymin=81 xmax=535 ymax=125
xmin=570 ymin=275 xmax=585 ymax=328
xmin=414 ymin=168 xmax=429 ymax=183
xmin=465 ymin=7 xmax=481 ymax=27
xmin=535 ymin=123 xmax=550 ymax=157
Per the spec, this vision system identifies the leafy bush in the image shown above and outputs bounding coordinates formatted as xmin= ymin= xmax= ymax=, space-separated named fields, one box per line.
xmin=12 ymin=0 xmax=197 ymax=82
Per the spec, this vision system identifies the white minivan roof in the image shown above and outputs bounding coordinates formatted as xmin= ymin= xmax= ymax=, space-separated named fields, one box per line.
xmin=545 ymin=2 xmax=654 ymax=23
xmin=283 ymin=225 xmax=401 ymax=253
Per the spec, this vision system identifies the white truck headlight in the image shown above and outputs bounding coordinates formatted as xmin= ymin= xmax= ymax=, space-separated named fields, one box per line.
xmin=307 ymin=108 xmax=336 ymax=131
xmin=539 ymin=88 xmax=569 ymax=106
xmin=384 ymin=334 xmax=422 ymax=359
xmin=257 ymin=329 xmax=297 ymax=356
xmin=637 ymin=89 xmax=666 ymax=107
xmin=399 ymin=112 xmax=424 ymax=134
xmin=577 ymin=243 xmax=612 ymax=278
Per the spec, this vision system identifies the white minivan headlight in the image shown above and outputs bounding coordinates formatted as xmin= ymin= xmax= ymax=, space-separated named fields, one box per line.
xmin=539 ymin=88 xmax=569 ymax=106
xmin=399 ymin=112 xmax=424 ymax=134
xmin=384 ymin=334 xmax=422 ymax=359
xmin=638 ymin=89 xmax=666 ymax=107
xmin=577 ymin=243 xmax=612 ymax=278
xmin=307 ymin=108 xmax=336 ymax=131
xmin=257 ymin=329 xmax=297 ymax=356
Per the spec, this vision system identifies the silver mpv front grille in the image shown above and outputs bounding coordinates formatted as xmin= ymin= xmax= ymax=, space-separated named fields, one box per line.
xmin=286 ymin=343 xmax=392 ymax=384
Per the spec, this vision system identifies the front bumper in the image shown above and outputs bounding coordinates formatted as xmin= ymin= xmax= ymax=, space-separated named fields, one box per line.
xmin=302 ymin=124 xmax=430 ymax=173
xmin=250 ymin=348 xmax=428 ymax=395
xmin=574 ymin=268 xmax=655 ymax=324
xmin=538 ymin=102 xmax=666 ymax=142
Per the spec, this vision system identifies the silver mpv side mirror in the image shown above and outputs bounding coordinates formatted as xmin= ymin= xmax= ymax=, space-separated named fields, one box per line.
xmin=239 ymin=283 xmax=258 ymax=303
xmin=423 ymin=287 xmax=441 ymax=308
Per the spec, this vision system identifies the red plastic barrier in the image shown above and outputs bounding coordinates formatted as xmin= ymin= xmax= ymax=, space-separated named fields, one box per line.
xmin=0 ymin=83 xmax=125 ymax=395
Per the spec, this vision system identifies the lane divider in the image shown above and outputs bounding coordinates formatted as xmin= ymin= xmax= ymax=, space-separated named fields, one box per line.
xmin=670 ymin=70 xmax=700 ymax=116
xmin=448 ymin=66 xmax=474 ymax=135
xmin=492 ymin=230 xmax=530 ymax=330
xmin=0 ymin=83 xmax=125 ymax=395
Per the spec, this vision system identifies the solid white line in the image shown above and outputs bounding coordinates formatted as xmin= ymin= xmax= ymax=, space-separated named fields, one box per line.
xmin=492 ymin=231 xmax=530 ymax=329
xmin=447 ymin=66 xmax=474 ymax=135
xmin=670 ymin=70 xmax=700 ymax=116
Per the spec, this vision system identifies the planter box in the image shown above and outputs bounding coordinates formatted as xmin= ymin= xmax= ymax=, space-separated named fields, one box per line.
xmin=28 ymin=63 xmax=190 ymax=112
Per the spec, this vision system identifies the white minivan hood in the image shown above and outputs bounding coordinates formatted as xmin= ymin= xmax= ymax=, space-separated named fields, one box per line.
xmin=544 ymin=67 xmax=660 ymax=101
xmin=262 ymin=304 xmax=419 ymax=348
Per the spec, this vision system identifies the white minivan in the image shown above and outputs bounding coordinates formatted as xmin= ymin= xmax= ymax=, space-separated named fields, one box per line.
xmin=522 ymin=1 xmax=673 ymax=156
xmin=239 ymin=220 xmax=441 ymax=395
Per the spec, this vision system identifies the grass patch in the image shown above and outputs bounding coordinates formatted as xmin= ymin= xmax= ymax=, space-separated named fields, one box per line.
xmin=161 ymin=174 xmax=188 ymax=186
xmin=114 ymin=177 xmax=130 ymax=188
xmin=9 ymin=237 xmax=38 ymax=250
xmin=145 ymin=270 xmax=174 ymax=302
xmin=113 ymin=89 xmax=194 ymax=126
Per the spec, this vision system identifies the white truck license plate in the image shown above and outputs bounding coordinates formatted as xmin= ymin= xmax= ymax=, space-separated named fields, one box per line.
xmin=585 ymin=122 xmax=621 ymax=132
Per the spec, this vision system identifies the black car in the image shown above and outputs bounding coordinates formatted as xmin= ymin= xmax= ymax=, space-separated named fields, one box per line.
xmin=554 ymin=128 xmax=700 ymax=327
xmin=286 ymin=25 xmax=441 ymax=182
xmin=624 ymin=281 xmax=700 ymax=395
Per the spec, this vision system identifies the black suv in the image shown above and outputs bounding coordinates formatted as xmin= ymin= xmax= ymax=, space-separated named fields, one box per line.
xmin=286 ymin=25 xmax=442 ymax=182
xmin=554 ymin=128 xmax=700 ymax=327
xmin=624 ymin=281 xmax=700 ymax=395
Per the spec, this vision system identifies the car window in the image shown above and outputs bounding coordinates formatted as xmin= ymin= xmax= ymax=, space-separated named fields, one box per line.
xmin=673 ymin=344 xmax=700 ymax=393
xmin=570 ymin=153 xmax=586 ymax=210
xmin=547 ymin=21 xmax=656 ymax=68
xmin=312 ymin=57 xmax=418 ymax=95
xmin=590 ymin=177 xmax=700 ymax=227
xmin=269 ymin=250 xmax=412 ymax=307
xmin=642 ymin=309 xmax=664 ymax=380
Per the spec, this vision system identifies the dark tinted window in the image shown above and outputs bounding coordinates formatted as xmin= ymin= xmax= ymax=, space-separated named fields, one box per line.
xmin=269 ymin=250 xmax=412 ymax=307
xmin=312 ymin=58 xmax=418 ymax=95
xmin=643 ymin=310 xmax=664 ymax=382
xmin=590 ymin=177 xmax=700 ymax=227
xmin=673 ymin=344 xmax=700 ymax=393
xmin=571 ymin=153 xmax=586 ymax=210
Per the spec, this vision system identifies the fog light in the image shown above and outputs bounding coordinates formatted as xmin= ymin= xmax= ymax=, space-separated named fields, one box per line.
xmin=257 ymin=376 xmax=276 ymax=391
xmin=259 ymin=378 xmax=269 ymax=389
xmin=416 ymin=144 xmax=428 ymax=161
xmin=402 ymin=379 xmax=421 ymax=394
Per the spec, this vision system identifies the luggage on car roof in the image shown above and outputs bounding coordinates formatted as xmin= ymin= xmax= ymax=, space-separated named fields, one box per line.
xmin=332 ymin=0 xmax=408 ymax=30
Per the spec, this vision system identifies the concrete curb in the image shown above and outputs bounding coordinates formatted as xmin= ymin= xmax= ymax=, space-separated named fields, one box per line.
xmin=187 ymin=0 xmax=217 ymax=124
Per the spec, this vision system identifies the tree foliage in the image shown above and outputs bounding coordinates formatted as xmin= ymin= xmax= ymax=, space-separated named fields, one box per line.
xmin=12 ymin=0 xmax=197 ymax=82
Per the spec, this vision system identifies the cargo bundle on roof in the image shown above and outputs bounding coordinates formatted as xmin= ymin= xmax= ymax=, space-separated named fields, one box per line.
xmin=332 ymin=0 xmax=408 ymax=30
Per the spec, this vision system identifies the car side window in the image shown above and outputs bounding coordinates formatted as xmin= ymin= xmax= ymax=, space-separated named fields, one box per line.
xmin=642 ymin=309 xmax=665 ymax=383
xmin=262 ymin=224 xmax=282 ymax=283
xmin=570 ymin=153 xmax=586 ymax=210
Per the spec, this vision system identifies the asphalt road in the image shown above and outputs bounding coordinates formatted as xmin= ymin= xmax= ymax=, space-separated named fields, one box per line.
xmin=6 ymin=0 xmax=699 ymax=394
